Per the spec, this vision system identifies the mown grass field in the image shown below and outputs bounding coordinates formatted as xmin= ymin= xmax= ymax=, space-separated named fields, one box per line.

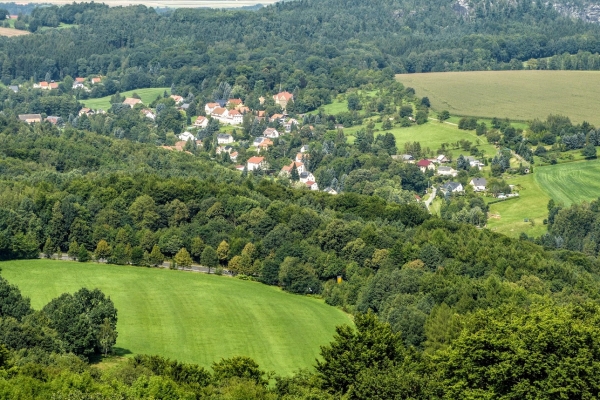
xmin=0 ymin=26 xmax=30 ymax=36
xmin=82 ymin=88 xmax=168 ymax=110
xmin=397 ymin=71 xmax=600 ymax=125
xmin=346 ymin=120 xmax=497 ymax=159
xmin=535 ymin=159 xmax=600 ymax=206
xmin=1 ymin=260 xmax=351 ymax=375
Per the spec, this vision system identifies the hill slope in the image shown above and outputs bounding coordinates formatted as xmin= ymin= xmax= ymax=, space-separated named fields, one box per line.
xmin=1 ymin=260 xmax=351 ymax=375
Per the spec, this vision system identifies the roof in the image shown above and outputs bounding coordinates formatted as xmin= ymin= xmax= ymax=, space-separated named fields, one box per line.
xmin=471 ymin=178 xmax=487 ymax=186
xmin=49 ymin=82 xmax=59 ymax=89
xmin=438 ymin=166 xmax=454 ymax=172
xmin=206 ymin=102 xmax=219 ymax=108
xmin=212 ymin=107 xmax=227 ymax=116
xmin=274 ymin=91 xmax=294 ymax=101
xmin=443 ymin=182 xmax=462 ymax=190
xmin=18 ymin=114 xmax=42 ymax=121
xmin=40 ymin=81 xmax=48 ymax=87
xmin=75 ymin=77 xmax=85 ymax=82
xmin=92 ymin=77 xmax=101 ymax=82
xmin=123 ymin=98 xmax=142 ymax=106
xmin=217 ymin=134 xmax=233 ymax=139
xmin=228 ymin=110 xmax=241 ymax=116
xmin=417 ymin=159 xmax=432 ymax=167
xmin=305 ymin=181 xmax=315 ymax=186
xmin=227 ymin=98 xmax=243 ymax=105
xmin=247 ymin=156 xmax=265 ymax=164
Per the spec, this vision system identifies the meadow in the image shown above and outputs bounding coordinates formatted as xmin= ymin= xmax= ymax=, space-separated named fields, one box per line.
xmin=0 ymin=26 xmax=30 ymax=37
xmin=397 ymin=70 xmax=600 ymax=125
xmin=0 ymin=260 xmax=351 ymax=375
xmin=82 ymin=87 xmax=169 ymax=110
xmin=535 ymin=158 xmax=600 ymax=206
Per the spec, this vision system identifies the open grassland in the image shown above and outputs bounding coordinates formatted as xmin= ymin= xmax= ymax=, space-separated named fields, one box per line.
xmin=1 ymin=260 xmax=351 ymax=375
xmin=82 ymin=88 xmax=169 ymax=110
xmin=346 ymin=120 xmax=497 ymax=159
xmin=0 ymin=26 xmax=30 ymax=37
xmin=535 ymin=159 xmax=600 ymax=206
xmin=487 ymin=174 xmax=550 ymax=237
xmin=397 ymin=71 xmax=600 ymax=125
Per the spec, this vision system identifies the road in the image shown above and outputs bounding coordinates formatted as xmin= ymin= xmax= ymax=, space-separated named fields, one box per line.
xmin=425 ymin=187 xmax=437 ymax=211
xmin=41 ymin=253 xmax=229 ymax=275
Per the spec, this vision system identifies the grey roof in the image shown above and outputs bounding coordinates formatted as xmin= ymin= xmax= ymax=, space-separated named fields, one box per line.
xmin=18 ymin=114 xmax=42 ymax=121
xmin=438 ymin=166 xmax=453 ymax=172
xmin=471 ymin=178 xmax=487 ymax=186
xmin=401 ymin=154 xmax=414 ymax=160
xmin=8 ymin=85 xmax=18 ymax=93
xmin=442 ymin=182 xmax=462 ymax=191
xmin=217 ymin=134 xmax=233 ymax=139
xmin=180 ymin=103 xmax=190 ymax=110
xmin=299 ymin=172 xmax=310 ymax=178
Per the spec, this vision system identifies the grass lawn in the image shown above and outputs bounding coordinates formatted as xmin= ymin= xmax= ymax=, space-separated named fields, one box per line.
xmin=82 ymin=87 xmax=169 ymax=110
xmin=487 ymin=173 xmax=550 ymax=237
xmin=535 ymin=158 xmax=600 ymax=206
xmin=397 ymin=70 xmax=600 ymax=125
xmin=0 ymin=260 xmax=351 ymax=375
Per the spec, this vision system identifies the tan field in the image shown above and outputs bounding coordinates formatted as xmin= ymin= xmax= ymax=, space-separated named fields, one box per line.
xmin=397 ymin=70 xmax=600 ymax=125
xmin=16 ymin=0 xmax=278 ymax=7
xmin=0 ymin=27 xmax=30 ymax=36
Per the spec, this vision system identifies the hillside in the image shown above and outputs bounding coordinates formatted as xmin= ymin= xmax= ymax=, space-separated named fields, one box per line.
xmin=397 ymin=70 xmax=600 ymax=124
xmin=1 ymin=260 xmax=351 ymax=374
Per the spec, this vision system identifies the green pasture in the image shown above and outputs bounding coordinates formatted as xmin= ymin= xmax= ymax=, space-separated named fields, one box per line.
xmin=397 ymin=70 xmax=600 ymax=125
xmin=0 ymin=260 xmax=351 ymax=375
xmin=535 ymin=159 xmax=600 ymax=206
xmin=82 ymin=87 xmax=169 ymax=110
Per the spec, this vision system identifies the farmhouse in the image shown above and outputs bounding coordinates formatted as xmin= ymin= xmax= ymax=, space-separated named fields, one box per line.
xmin=217 ymin=134 xmax=234 ymax=144
xmin=18 ymin=114 xmax=42 ymax=124
xmin=123 ymin=98 xmax=143 ymax=108
xmin=417 ymin=159 xmax=435 ymax=173
xmin=441 ymin=182 xmax=464 ymax=194
xmin=470 ymin=178 xmax=487 ymax=192
xmin=273 ymin=91 xmax=294 ymax=109
xmin=247 ymin=156 xmax=267 ymax=171
xmin=194 ymin=116 xmax=208 ymax=128
xmin=437 ymin=166 xmax=458 ymax=177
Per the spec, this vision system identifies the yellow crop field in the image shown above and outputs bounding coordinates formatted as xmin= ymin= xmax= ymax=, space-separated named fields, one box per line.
xmin=397 ymin=70 xmax=600 ymax=125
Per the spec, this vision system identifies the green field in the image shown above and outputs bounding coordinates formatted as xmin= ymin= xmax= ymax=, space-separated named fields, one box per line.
xmin=0 ymin=260 xmax=351 ymax=375
xmin=397 ymin=71 xmax=600 ymax=125
xmin=346 ymin=120 xmax=497 ymax=158
xmin=535 ymin=159 xmax=600 ymax=206
xmin=82 ymin=87 xmax=169 ymax=110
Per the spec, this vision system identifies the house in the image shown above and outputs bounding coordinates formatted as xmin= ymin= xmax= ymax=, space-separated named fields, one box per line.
xmin=178 ymin=131 xmax=195 ymax=142
xmin=179 ymin=104 xmax=190 ymax=112
xmin=37 ymin=81 xmax=49 ymax=90
xmin=258 ymin=96 xmax=265 ymax=105
xmin=8 ymin=85 xmax=18 ymax=93
xmin=284 ymin=118 xmax=298 ymax=133
xmin=270 ymin=113 xmax=285 ymax=123
xmin=227 ymin=109 xmax=243 ymax=125
xmin=142 ymin=109 xmax=156 ymax=120
xmin=470 ymin=178 xmax=487 ymax=192
xmin=295 ymin=152 xmax=308 ymax=163
xmin=45 ymin=116 xmax=61 ymax=125
xmin=466 ymin=156 xmax=484 ymax=170
xmin=79 ymin=108 xmax=93 ymax=117
xmin=211 ymin=107 xmax=242 ymax=125
xmin=235 ymin=165 xmax=245 ymax=171
xmin=441 ymin=182 xmax=464 ymax=194
xmin=205 ymin=103 xmax=220 ymax=114
xmin=281 ymin=161 xmax=306 ymax=176
xmin=273 ymin=91 xmax=294 ymax=109
xmin=75 ymin=77 xmax=85 ymax=83
xmin=253 ymin=137 xmax=267 ymax=147
xmin=170 ymin=95 xmax=184 ymax=104
xmin=264 ymin=128 xmax=280 ymax=138
xmin=238 ymin=106 xmax=250 ymax=114
xmin=323 ymin=187 xmax=338 ymax=195
xmin=49 ymin=82 xmax=59 ymax=90
xmin=217 ymin=134 xmax=234 ymax=144
xmin=227 ymin=98 xmax=243 ymax=108
xmin=18 ymin=114 xmax=42 ymax=124
xmin=194 ymin=116 xmax=208 ymax=128
xmin=417 ymin=159 xmax=435 ymax=173
xmin=305 ymin=181 xmax=319 ymax=191
xmin=392 ymin=154 xmax=414 ymax=162
xmin=437 ymin=154 xmax=449 ymax=163
xmin=72 ymin=82 xmax=84 ymax=89
xmin=91 ymin=77 xmax=102 ymax=84
xmin=257 ymin=138 xmax=273 ymax=153
xmin=123 ymin=98 xmax=143 ymax=108
xmin=247 ymin=156 xmax=267 ymax=171
xmin=437 ymin=166 xmax=458 ymax=177
xmin=299 ymin=171 xmax=315 ymax=183
xmin=230 ymin=151 xmax=238 ymax=162
xmin=300 ymin=145 xmax=309 ymax=153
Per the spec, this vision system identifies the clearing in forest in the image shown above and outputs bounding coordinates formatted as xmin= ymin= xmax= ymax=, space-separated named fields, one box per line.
xmin=0 ymin=27 xmax=30 ymax=37
xmin=81 ymin=87 xmax=169 ymax=110
xmin=1 ymin=260 xmax=351 ymax=375
xmin=397 ymin=70 xmax=600 ymax=125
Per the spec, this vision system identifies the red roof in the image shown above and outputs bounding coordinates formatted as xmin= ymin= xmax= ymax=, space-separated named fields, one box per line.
xmin=274 ymin=91 xmax=294 ymax=101
xmin=417 ymin=159 xmax=431 ymax=167
xmin=75 ymin=77 xmax=85 ymax=83
xmin=228 ymin=98 xmax=243 ymax=105
xmin=305 ymin=181 xmax=316 ymax=186
xmin=247 ymin=156 xmax=264 ymax=164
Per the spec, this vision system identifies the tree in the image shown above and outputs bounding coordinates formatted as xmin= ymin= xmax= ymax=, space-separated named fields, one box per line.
xmin=98 ymin=317 xmax=117 ymax=356
xmin=67 ymin=240 xmax=79 ymax=260
xmin=347 ymin=93 xmax=361 ymax=111
xmin=78 ymin=245 xmax=90 ymax=262
xmin=217 ymin=240 xmax=230 ymax=266
xmin=456 ymin=154 xmax=469 ymax=170
xmin=95 ymin=239 xmax=111 ymax=261
xmin=212 ymin=356 xmax=268 ymax=386
xmin=174 ymin=247 xmax=193 ymax=269
xmin=190 ymin=237 xmax=205 ymax=262
xmin=43 ymin=237 xmax=53 ymax=259
xmin=290 ymin=163 xmax=300 ymax=181
xmin=437 ymin=110 xmax=450 ymax=122
xmin=201 ymin=246 xmax=218 ymax=273
xmin=148 ymin=245 xmax=164 ymax=266
xmin=582 ymin=143 xmax=597 ymax=159
xmin=130 ymin=246 xmax=144 ymax=266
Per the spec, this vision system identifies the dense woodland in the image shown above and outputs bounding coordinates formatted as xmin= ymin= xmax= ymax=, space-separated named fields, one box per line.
xmin=0 ymin=0 xmax=600 ymax=397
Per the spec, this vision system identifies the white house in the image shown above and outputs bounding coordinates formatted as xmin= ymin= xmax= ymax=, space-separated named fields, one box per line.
xmin=470 ymin=178 xmax=487 ymax=192
xmin=437 ymin=154 xmax=449 ymax=163
xmin=466 ymin=156 xmax=484 ymax=170
xmin=264 ymin=128 xmax=280 ymax=138
xmin=194 ymin=116 xmax=208 ymax=128
xmin=417 ymin=159 xmax=435 ymax=173
xmin=305 ymin=181 xmax=319 ymax=191
xmin=205 ymin=103 xmax=220 ymax=114
xmin=324 ymin=187 xmax=338 ymax=195
xmin=123 ymin=98 xmax=142 ymax=108
xmin=217 ymin=134 xmax=234 ymax=144
xmin=299 ymin=171 xmax=315 ymax=183
xmin=247 ymin=156 xmax=268 ymax=171
xmin=178 ymin=131 xmax=195 ymax=142
xmin=284 ymin=118 xmax=298 ymax=133
xmin=142 ymin=109 xmax=156 ymax=120
xmin=170 ymin=95 xmax=184 ymax=104
xmin=437 ymin=166 xmax=458 ymax=177
xmin=300 ymin=145 xmax=309 ymax=153
xmin=441 ymin=182 xmax=464 ymax=193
